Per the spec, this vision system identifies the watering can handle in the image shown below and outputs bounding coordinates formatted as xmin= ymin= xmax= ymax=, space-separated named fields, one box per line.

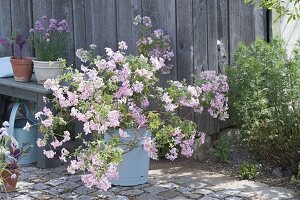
xmin=8 ymin=102 xmax=34 ymax=136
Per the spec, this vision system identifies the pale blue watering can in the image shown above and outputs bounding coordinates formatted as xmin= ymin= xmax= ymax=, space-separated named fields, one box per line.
xmin=8 ymin=102 xmax=37 ymax=165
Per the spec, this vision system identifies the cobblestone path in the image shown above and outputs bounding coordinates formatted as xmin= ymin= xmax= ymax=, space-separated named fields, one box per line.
xmin=0 ymin=160 xmax=297 ymax=200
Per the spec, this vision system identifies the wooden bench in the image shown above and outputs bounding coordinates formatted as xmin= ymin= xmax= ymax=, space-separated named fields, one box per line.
xmin=0 ymin=77 xmax=57 ymax=168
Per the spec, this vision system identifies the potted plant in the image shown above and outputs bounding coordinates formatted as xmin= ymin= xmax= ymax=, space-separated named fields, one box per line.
xmin=29 ymin=16 xmax=70 ymax=84
xmin=32 ymin=16 xmax=229 ymax=190
xmin=0 ymin=32 xmax=33 ymax=82
xmin=0 ymin=121 xmax=30 ymax=192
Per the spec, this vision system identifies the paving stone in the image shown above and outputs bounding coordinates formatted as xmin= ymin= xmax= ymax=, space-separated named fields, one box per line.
xmin=225 ymin=197 xmax=243 ymax=200
xmin=45 ymin=178 xmax=66 ymax=186
xmin=172 ymin=176 xmax=196 ymax=185
xmin=208 ymin=190 xmax=230 ymax=199
xmin=92 ymin=190 xmax=115 ymax=198
xmin=74 ymin=186 xmax=96 ymax=195
xmin=17 ymin=181 xmax=34 ymax=189
xmin=78 ymin=195 xmax=94 ymax=200
xmin=184 ymin=181 xmax=208 ymax=189
xmin=119 ymin=189 xmax=144 ymax=196
xmin=184 ymin=192 xmax=202 ymax=199
xmin=158 ymin=190 xmax=182 ymax=199
xmin=158 ymin=182 xmax=180 ymax=189
xmin=176 ymin=186 xmax=194 ymax=194
xmin=13 ymin=194 xmax=33 ymax=200
xmin=198 ymin=196 xmax=219 ymax=200
xmin=138 ymin=193 xmax=163 ymax=200
xmin=60 ymin=192 xmax=79 ymax=199
xmin=28 ymin=190 xmax=43 ymax=198
xmin=32 ymin=183 xmax=50 ymax=190
xmin=169 ymin=196 xmax=189 ymax=200
xmin=45 ymin=186 xmax=64 ymax=195
xmin=222 ymin=190 xmax=241 ymax=196
xmin=143 ymin=185 xmax=168 ymax=195
xmin=109 ymin=195 xmax=129 ymax=200
xmin=193 ymin=188 xmax=214 ymax=196
xmin=131 ymin=183 xmax=151 ymax=189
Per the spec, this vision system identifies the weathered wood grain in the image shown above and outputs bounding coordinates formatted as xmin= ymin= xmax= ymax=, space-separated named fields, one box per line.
xmin=176 ymin=0 xmax=194 ymax=120
xmin=193 ymin=0 xmax=209 ymax=133
xmin=91 ymin=0 xmax=117 ymax=55
xmin=117 ymin=0 xmax=141 ymax=55
xmin=52 ymin=0 xmax=74 ymax=65
xmin=229 ymin=0 xmax=255 ymax=63
xmin=142 ymin=0 xmax=177 ymax=86
xmin=217 ymin=0 xmax=229 ymax=66
xmin=10 ymin=0 xmax=33 ymax=57
xmin=0 ymin=0 xmax=12 ymax=57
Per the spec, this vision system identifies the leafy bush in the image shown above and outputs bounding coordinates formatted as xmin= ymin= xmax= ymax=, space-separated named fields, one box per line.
xmin=215 ymin=135 xmax=231 ymax=163
xmin=227 ymin=39 xmax=300 ymax=171
xmin=238 ymin=161 xmax=258 ymax=180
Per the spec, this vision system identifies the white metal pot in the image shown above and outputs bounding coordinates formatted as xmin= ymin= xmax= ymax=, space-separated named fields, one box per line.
xmin=33 ymin=60 xmax=63 ymax=84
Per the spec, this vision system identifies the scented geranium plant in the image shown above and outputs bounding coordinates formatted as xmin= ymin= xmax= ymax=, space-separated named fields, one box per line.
xmin=33 ymin=17 xmax=229 ymax=191
xmin=29 ymin=16 xmax=70 ymax=61
xmin=134 ymin=15 xmax=174 ymax=74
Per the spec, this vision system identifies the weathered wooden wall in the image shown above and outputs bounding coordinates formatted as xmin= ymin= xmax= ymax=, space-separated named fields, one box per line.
xmin=0 ymin=0 xmax=269 ymax=134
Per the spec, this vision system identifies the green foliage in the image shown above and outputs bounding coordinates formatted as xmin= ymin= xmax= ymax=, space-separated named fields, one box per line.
xmin=215 ymin=135 xmax=231 ymax=163
xmin=244 ymin=0 xmax=300 ymax=21
xmin=227 ymin=39 xmax=300 ymax=171
xmin=290 ymin=163 xmax=300 ymax=188
xmin=238 ymin=161 xmax=258 ymax=180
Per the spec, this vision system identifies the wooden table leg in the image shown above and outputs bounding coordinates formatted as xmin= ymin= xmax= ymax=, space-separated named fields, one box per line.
xmin=0 ymin=95 xmax=6 ymax=125
xmin=36 ymin=94 xmax=61 ymax=169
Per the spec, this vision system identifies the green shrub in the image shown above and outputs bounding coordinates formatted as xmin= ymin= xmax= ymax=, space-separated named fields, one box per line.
xmin=215 ymin=135 xmax=231 ymax=163
xmin=238 ymin=161 xmax=258 ymax=180
xmin=227 ymin=39 xmax=300 ymax=171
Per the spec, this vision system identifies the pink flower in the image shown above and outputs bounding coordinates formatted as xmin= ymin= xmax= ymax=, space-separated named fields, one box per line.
xmin=36 ymin=138 xmax=46 ymax=147
xmin=41 ymin=118 xmax=53 ymax=127
xmin=81 ymin=174 xmax=96 ymax=188
xmin=118 ymin=41 xmax=128 ymax=50
xmin=141 ymin=98 xmax=150 ymax=108
xmin=63 ymin=131 xmax=71 ymax=142
xmin=43 ymin=150 xmax=56 ymax=158
xmin=119 ymin=129 xmax=129 ymax=138
xmin=143 ymin=137 xmax=158 ymax=160
xmin=96 ymin=176 xmax=111 ymax=191
xmin=132 ymin=81 xmax=144 ymax=93
xmin=165 ymin=148 xmax=178 ymax=161
xmin=108 ymin=110 xmax=120 ymax=127
xmin=51 ymin=139 xmax=63 ymax=149
xmin=59 ymin=148 xmax=69 ymax=162
xmin=11 ymin=174 xmax=17 ymax=179
xmin=105 ymin=163 xmax=119 ymax=180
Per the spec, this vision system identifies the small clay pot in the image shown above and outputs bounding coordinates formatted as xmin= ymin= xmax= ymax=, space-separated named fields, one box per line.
xmin=1 ymin=164 xmax=20 ymax=192
xmin=10 ymin=57 xmax=33 ymax=82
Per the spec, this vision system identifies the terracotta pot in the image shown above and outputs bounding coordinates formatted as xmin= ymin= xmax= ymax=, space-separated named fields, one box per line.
xmin=10 ymin=57 xmax=33 ymax=82
xmin=1 ymin=164 xmax=20 ymax=192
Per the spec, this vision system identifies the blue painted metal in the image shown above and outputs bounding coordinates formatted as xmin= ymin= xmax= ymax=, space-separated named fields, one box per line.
xmin=9 ymin=102 xmax=37 ymax=165
xmin=104 ymin=128 xmax=151 ymax=186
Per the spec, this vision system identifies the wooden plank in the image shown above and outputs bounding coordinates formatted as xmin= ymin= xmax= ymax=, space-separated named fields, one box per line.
xmin=52 ymin=0 xmax=74 ymax=65
xmin=176 ymin=0 xmax=193 ymax=120
xmin=142 ymin=0 xmax=177 ymax=86
xmin=32 ymin=0 xmax=52 ymax=22
xmin=229 ymin=0 xmax=255 ymax=63
xmin=207 ymin=0 xmax=219 ymax=135
xmin=10 ymin=0 xmax=33 ymax=57
xmin=91 ymin=0 xmax=117 ymax=55
xmin=193 ymin=0 xmax=209 ymax=134
xmin=116 ymin=0 xmax=141 ymax=55
xmin=217 ymin=0 xmax=229 ymax=66
xmin=253 ymin=1 xmax=267 ymax=40
xmin=0 ymin=0 xmax=12 ymax=57
xmin=73 ymin=0 xmax=86 ymax=68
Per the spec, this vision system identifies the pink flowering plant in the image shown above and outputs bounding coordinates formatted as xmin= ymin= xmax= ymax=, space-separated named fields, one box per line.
xmin=33 ymin=16 xmax=229 ymax=191
xmin=134 ymin=15 xmax=174 ymax=74
xmin=29 ymin=16 xmax=70 ymax=61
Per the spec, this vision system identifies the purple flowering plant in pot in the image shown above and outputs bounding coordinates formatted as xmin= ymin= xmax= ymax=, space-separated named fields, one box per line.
xmin=31 ymin=16 xmax=229 ymax=190
xmin=29 ymin=16 xmax=70 ymax=84
xmin=0 ymin=121 xmax=31 ymax=193
xmin=0 ymin=32 xmax=33 ymax=82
